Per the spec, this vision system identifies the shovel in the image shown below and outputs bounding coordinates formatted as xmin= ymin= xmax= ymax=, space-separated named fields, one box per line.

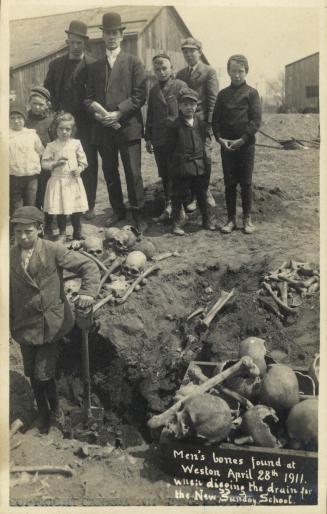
xmin=70 ymin=305 xmax=104 ymax=440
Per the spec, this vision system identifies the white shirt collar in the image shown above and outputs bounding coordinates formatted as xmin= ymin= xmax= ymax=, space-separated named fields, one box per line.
xmin=184 ymin=117 xmax=194 ymax=127
xmin=189 ymin=62 xmax=199 ymax=73
xmin=106 ymin=47 xmax=121 ymax=65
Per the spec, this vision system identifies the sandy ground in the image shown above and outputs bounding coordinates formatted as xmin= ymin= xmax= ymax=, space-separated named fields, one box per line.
xmin=9 ymin=113 xmax=320 ymax=506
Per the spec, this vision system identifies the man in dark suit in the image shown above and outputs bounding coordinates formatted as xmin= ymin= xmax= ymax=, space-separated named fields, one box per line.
xmin=44 ymin=20 xmax=98 ymax=220
xmin=176 ymin=37 xmax=219 ymax=212
xmin=85 ymin=12 xmax=147 ymax=231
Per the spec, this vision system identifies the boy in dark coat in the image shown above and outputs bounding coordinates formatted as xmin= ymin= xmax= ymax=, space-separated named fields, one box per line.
xmin=145 ymin=53 xmax=186 ymax=222
xmin=166 ymin=87 xmax=216 ymax=236
xmin=10 ymin=206 xmax=100 ymax=433
xmin=212 ymin=54 xmax=261 ymax=234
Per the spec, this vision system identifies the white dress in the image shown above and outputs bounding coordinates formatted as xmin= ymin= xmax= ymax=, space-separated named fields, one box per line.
xmin=42 ymin=138 xmax=89 ymax=215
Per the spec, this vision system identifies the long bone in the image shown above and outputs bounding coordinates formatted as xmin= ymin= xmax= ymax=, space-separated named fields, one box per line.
xmin=262 ymin=281 xmax=295 ymax=314
xmin=79 ymin=249 xmax=109 ymax=273
xmin=147 ymin=356 xmax=259 ymax=429
xmin=197 ymin=289 xmax=234 ymax=331
xmin=115 ymin=264 xmax=161 ymax=305
xmin=153 ymin=251 xmax=180 ymax=262
xmin=96 ymin=257 xmax=124 ymax=297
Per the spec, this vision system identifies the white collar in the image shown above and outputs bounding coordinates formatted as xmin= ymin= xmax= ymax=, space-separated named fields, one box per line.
xmin=106 ymin=47 xmax=121 ymax=59
xmin=189 ymin=62 xmax=200 ymax=72
xmin=184 ymin=117 xmax=194 ymax=127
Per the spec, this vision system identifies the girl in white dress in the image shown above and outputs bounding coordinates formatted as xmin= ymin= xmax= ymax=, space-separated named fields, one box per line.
xmin=42 ymin=112 xmax=89 ymax=242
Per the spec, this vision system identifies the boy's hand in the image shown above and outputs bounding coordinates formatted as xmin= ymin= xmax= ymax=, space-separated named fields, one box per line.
xmin=145 ymin=141 xmax=153 ymax=154
xmin=218 ymin=138 xmax=233 ymax=150
xmin=76 ymin=295 xmax=94 ymax=308
xmin=229 ymin=138 xmax=245 ymax=150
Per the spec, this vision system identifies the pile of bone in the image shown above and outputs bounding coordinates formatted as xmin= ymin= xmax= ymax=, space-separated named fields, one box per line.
xmin=67 ymin=229 xmax=178 ymax=309
xmin=148 ymin=338 xmax=319 ymax=452
xmin=257 ymin=260 xmax=319 ymax=320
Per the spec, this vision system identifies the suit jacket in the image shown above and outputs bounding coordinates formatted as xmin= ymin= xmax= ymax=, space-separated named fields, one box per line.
xmin=85 ymin=51 xmax=146 ymax=143
xmin=166 ymin=114 xmax=207 ymax=180
xmin=44 ymin=53 xmax=96 ymax=126
xmin=176 ymin=62 xmax=219 ymax=124
xmin=145 ymin=77 xmax=186 ymax=147
xmin=10 ymin=239 xmax=100 ymax=346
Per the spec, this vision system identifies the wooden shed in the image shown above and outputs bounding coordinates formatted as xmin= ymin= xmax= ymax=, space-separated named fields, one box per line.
xmin=10 ymin=5 xmax=209 ymax=106
xmin=285 ymin=52 xmax=319 ymax=113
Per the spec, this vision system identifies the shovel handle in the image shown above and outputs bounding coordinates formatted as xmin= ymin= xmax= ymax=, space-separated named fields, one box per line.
xmin=82 ymin=328 xmax=92 ymax=414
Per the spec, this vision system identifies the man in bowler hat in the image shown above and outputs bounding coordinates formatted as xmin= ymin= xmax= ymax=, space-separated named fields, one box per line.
xmin=44 ymin=20 xmax=98 ymax=219
xmin=177 ymin=37 xmax=219 ymax=213
xmin=85 ymin=12 xmax=147 ymax=231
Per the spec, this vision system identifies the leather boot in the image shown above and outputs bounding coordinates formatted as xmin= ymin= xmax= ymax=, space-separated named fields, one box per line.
xmin=30 ymin=378 xmax=50 ymax=433
xmin=44 ymin=379 xmax=65 ymax=433
xmin=132 ymin=210 xmax=148 ymax=234
xmin=172 ymin=203 xmax=185 ymax=236
xmin=197 ymin=190 xmax=216 ymax=231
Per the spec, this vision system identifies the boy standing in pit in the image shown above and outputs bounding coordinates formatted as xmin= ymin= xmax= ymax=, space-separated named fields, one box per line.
xmin=10 ymin=206 xmax=100 ymax=433
xmin=145 ymin=53 xmax=186 ymax=222
xmin=212 ymin=54 xmax=261 ymax=234
xmin=167 ymin=87 xmax=216 ymax=236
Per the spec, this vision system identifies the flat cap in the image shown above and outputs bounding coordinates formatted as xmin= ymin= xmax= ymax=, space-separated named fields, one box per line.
xmin=11 ymin=206 xmax=44 ymax=225
xmin=152 ymin=53 xmax=171 ymax=62
xmin=178 ymin=87 xmax=198 ymax=102
xmin=181 ymin=37 xmax=202 ymax=51
xmin=30 ymin=86 xmax=51 ymax=102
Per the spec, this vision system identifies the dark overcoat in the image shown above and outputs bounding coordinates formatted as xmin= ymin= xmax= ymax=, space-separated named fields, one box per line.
xmin=144 ymin=77 xmax=186 ymax=147
xmin=10 ymin=238 xmax=100 ymax=346
xmin=85 ymin=51 xmax=146 ymax=144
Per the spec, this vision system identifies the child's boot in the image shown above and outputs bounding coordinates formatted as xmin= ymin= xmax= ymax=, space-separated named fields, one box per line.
xmin=221 ymin=218 xmax=236 ymax=234
xmin=71 ymin=212 xmax=85 ymax=240
xmin=172 ymin=203 xmax=185 ymax=236
xmin=157 ymin=200 xmax=172 ymax=223
xmin=56 ymin=215 xmax=67 ymax=243
xmin=30 ymin=378 xmax=50 ymax=434
xmin=243 ymin=216 xmax=255 ymax=234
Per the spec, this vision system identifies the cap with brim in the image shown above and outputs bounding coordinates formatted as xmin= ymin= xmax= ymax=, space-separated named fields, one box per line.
xmin=65 ymin=20 xmax=89 ymax=39
xmin=11 ymin=206 xmax=44 ymax=224
xmin=181 ymin=37 xmax=202 ymax=51
xmin=30 ymin=86 xmax=51 ymax=102
xmin=152 ymin=53 xmax=171 ymax=62
xmin=10 ymin=102 xmax=27 ymax=120
xmin=178 ymin=87 xmax=198 ymax=102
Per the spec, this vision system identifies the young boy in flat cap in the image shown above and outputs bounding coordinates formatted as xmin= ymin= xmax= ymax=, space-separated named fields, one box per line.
xmin=9 ymin=102 xmax=44 ymax=217
xmin=212 ymin=54 xmax=261 ymax=234
xmin=10 ymin=206 xmax=100 ymax=433
xmin=166 ymin=87 xmax=216 ymax=235
xmin=145 ymin=53 xmax=186 ymax=222
xmin=26 ymin=86 xmax=55 ymax=235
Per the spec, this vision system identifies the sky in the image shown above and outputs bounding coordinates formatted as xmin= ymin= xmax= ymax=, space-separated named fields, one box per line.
xmin=7 ymin=0 xmax=321 ymax=93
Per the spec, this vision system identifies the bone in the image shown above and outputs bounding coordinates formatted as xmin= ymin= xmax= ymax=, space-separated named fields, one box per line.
xmin=115 ymin=264 xmax=161 ymax=305
xmin=10 ymin=441 xmax=22 ymax=451
xmin=277 ymin=274 xmax=307 ymax=292
xmin=96 ymin=258 xmax=124 ymax=297
xmin=154 ymin=251 xmax=180 ymax=262
xmin=262 ymin=282 xmax=295 ymax=314
xmin=277 ymin=281 xmax=288 ymax=305
xmin=198 ymin=289 xmax=234 ymax=330
xmin=10 ymin=419 xmax=24 ymax=437
xmin=10 ymin=466 xmax=74 ymax=477
xmin=147 ymin=356 xmax=260 ymax=430
xmin=79 ymin=250 xmax=109 ymax=273
xmin=93 ymin=293 xmax=114 ymax=313
xmin=188 ymin=364 xmax=253 ymax=409
xmin=186 ymin=306 xmax=205 ymax=322
xmin=234 ymin=435 xmax=254 ymax=445
xmin=257 ymin=296 xmax=284 ymax=320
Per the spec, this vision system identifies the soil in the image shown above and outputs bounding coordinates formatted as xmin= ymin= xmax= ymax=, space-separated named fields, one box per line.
xmin=9 ymin=114 xmax=320 ymax=506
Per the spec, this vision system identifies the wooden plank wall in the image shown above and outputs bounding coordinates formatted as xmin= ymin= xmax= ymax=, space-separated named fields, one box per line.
xmin=285 ymin=54 xmax=319 ymax=112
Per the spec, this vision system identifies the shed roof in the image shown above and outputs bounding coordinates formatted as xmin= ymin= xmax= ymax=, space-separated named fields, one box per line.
xmin=285 ymin=52 xmax=319 ymax=68
xmin=10 ymin=5 xmax=163 ymax=67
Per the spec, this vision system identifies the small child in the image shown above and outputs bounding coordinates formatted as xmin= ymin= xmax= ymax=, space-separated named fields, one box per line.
xmin=9 ymin=102 xmax=44 ymax=216
xmin=26 ymin=86 xmax=55 ymax=235
xmin=166 ymin=87 xmax=216 ymax=236
xmin=212 ymin=54 xmax=261 ymax=234
xmin=145 ymin=53 xmax=187 ymax=222
xmin=42 ymin=112 xmax=88 ymax=242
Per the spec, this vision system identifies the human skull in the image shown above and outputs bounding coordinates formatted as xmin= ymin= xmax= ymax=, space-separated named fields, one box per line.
xmin=123 ymin=251 xmax=147 ymax=279
xmin=104 ymin=227 xmax=122 ymax=249
xmin=82 ymin=236 xmax=104 ymax=257
xmin=113 ymin=229 xmax=132 ymax=254
xmin=242 ymin=404 xmax=280 ymax=448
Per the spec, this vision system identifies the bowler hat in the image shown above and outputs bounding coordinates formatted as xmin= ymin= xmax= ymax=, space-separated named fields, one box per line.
xmin=181 ymin=37 xmax=202 ymax=51
xmin=178 ymin=87 xmax=198 ymax=103
xmin=30 ymin=86 xmax=51 ymax=102
xmin=65 ymin=20 xmax=89 ymax=39
xmin=10 ymin=101 xmax=27 ymax=120
xmin=100 ymin=12 xmax=126 ymax=31
xmin=11 ymin=206 xmax=44 ymax=225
